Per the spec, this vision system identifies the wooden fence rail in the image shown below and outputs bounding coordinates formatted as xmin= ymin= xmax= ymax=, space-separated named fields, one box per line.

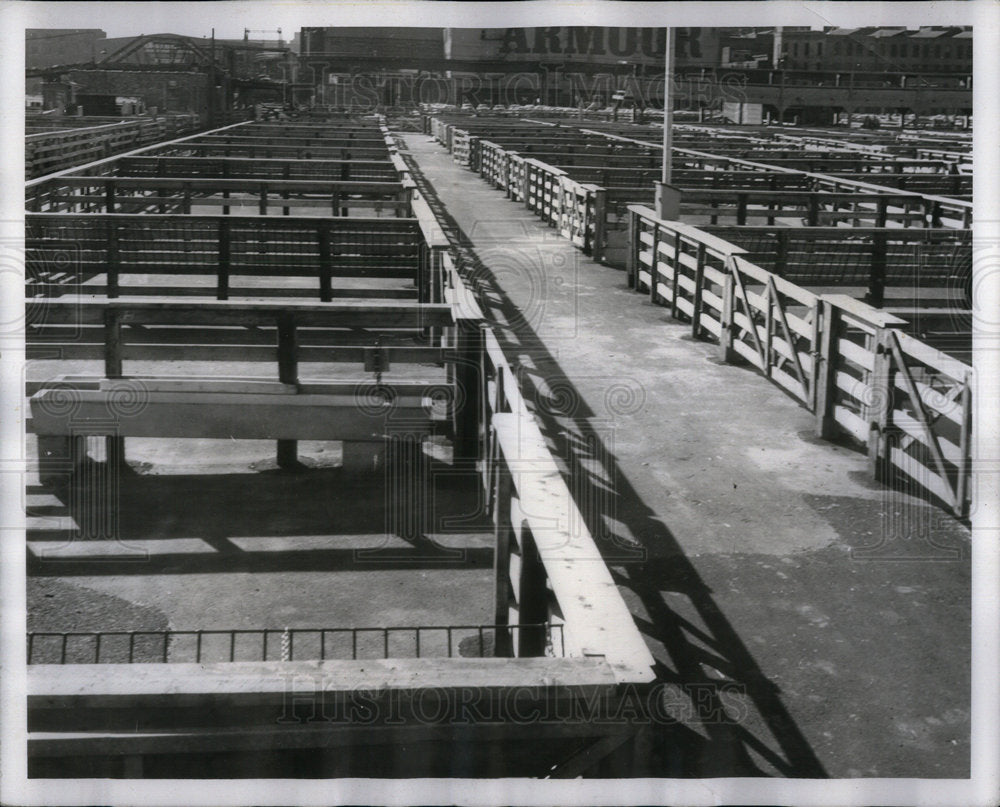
xmin=26 ymin=176 xmax=411 ymax=217
xmin=151 ymin=143 xmax=393 ymax=161
xmin=114 ymin=155 xmax=400 ymax=182
xmin=25 ymin=212 xmax=425 ymax=302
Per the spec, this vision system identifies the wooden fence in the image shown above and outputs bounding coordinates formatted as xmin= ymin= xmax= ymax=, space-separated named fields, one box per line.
xmin=627 ymin=205 xmax=973 ymax=517
xmin=435 ymin=116 xmax=971 ymax=274
xmin=26 ymin=176 xmax=411 ymax=218
xmin=26 ymin=248 xmax=657 ymax=781
xmin=114 ymin=155 xmax=400 ymax=182
xmin=25 ymin=212 xmax=426 ymax=302
xmin=26 ymin=116 xmax=202 ymax=178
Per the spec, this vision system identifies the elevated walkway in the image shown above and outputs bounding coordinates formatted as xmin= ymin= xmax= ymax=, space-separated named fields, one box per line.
xmin=401 ymin=131 xmax=971 ymax=778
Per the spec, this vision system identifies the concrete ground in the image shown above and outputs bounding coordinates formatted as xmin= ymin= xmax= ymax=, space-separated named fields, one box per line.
xmin=26 ymin=435 xmax=495 ymax=659
xmin=400 ymin=132 xmax=971 ymax=778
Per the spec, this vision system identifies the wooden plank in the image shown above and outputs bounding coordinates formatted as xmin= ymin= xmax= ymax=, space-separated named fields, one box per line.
xmin=676 ymin=274 xmax=697 ymax=295
xmin=701 ymin=288 xmax=723 ymax=313
xmin=703 ymin=264 xmax=727 ymax=287
xmin=699 ymin=317 xmax=722 ymax=337
xmin=892 ymin=375 xmax=966 ymax=427
xmin=28 ymin=657 xmax=616 ymax=703
xmin=836 ymin=338 xmax=876 ymax=372
xmin=29 ymin=392 xmax=438 ymax=440
xmin=28 ymin=300 xmax=454 ymax=329
xmin=833 ymin=405 xmax=869 ymax=443
xmin=887 ymin=332 xmax=955 ymax=495
xmin=732 ymin=337 xmax=766 ymax=372
xmin=893 ymin=331 xmax=971 ymax=382
xmin=892 ymin=410 xmax=964 ymax=466
xmin=835 ymin=370 xmax=868 ymax=402
xmin=730 ymin=268 xmax=766 ymax=365
xmin=889 ymin=447 xmax=956 ymax=506
xmin=766 ymin=364 xmax=808 ymax=403
xmin=490 ymin=412 xmax=655 ymax=682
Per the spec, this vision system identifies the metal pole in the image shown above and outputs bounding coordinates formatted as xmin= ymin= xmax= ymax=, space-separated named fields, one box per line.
xmin=655 ymin=28 xmax=680 ymax=219
xmin=662 ymin=27 xmax=673 ymax=186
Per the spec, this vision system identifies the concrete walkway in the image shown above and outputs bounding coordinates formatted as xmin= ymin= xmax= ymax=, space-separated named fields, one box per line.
xmin=402 ymin=132 xmax=971 ymax=778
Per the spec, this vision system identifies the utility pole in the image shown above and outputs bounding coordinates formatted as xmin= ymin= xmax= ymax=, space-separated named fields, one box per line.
xmin=208 ymin=28 xmax=216 ymax=127
xmin=655 ymin=27 xmax=680 ymax=219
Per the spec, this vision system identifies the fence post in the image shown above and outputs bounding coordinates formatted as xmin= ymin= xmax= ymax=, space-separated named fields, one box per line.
xmin=282 ymin=164 xmax=291 ymax=216
xmin=626 ymin=209 xmax=638 ymax=289
xmin=648 ymin=221 xmax=659 ymax=303
xmin=809 ymin=297 xmax=823 ymax=411
xmin=866 ymin=327 xmax=894 ymax=483
xmin=517 ymin=533 xmax=548 ymax=657
xmin=156 ymin=159 xmax=167 ymax=213
xmin=104 ymin=309 xmax=123 ymax=379
xmin=691 ymin=243 xmax=706 ymax=339
xmin=105 ymin=180 xmax=116 ymax=214
xmin=417 ymin=242 xmax=430 ymax=305
xmin=222 ymin=161 xmax=230 ymax=215
xmin=875 ymin=197 xmax=888 ymax=228
xmin=218 ymin=219 xmax=231 ymax=300
xmin=100 ymin=299 xmax=127 ymax=527
xmin=492 ymin=456 xmax=514 ymax=657
xmin=591 ymin=187 xmax=607 ymax=263
xmin=955 ymin=374 xmax=972 ymax=518
xmin=814 ymin=298 xmax=841 ymax=439
xmin=774 ymin=230 xmax=789 ymax=278
xmin=317 ymin=225 xmax=333 ymax=302
xmin=807 ymin=194 xmax=819 ymax=226
xmin=106 ymin=219 xmax=120 ymax=299
xmin=453 ymin=322 xmax=486 ymax=462
xmin=670 ymin=230 xmax=683 ymax=319
xmin=868 ymin=232 xmax=887 ymax=308
xmin=276 ymin=313 xmax=298 ymax=468
xmin=430 ymin=248 xmax=445 ymax=306
xmin=717 ymin=257 xmax=736 ymax=363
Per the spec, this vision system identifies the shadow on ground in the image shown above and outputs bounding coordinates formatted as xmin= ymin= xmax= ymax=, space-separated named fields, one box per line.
xmin=405 ymin=160 xmax=828 ymax=778
xmin=28 ymin=459 xmax=494 ymax=576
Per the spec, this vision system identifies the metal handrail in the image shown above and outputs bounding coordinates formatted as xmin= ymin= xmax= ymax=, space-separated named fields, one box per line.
xmin=27 ymin=623 xmax=565 ymax=664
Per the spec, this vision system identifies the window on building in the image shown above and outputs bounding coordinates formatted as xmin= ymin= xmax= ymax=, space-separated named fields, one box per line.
xmin=890 ymin=44 xmax=897 ymax=57
xmin=934 ymin=45 xmax=941 ymax=58
xmin=804 ymin=42 xmax=810 ymax=56
xmin=817 ymin=42 xmax=823 ymax=55
xmin=833 ymin=42 xmax=840 ymax=55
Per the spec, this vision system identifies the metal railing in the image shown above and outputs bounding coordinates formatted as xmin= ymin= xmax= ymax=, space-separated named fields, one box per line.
xmin=27 ymin=623 xmax=566 ymax=664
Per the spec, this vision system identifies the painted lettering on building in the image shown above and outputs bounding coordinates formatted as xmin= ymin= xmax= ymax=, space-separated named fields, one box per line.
xmin=497 ymin=27 xmax=708 ymax=61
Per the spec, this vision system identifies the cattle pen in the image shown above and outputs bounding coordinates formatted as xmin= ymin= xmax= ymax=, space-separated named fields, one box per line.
xmin=15 ymin=90 xmax=978 ymax=783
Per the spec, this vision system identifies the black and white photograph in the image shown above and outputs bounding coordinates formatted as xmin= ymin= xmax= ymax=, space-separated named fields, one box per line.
xmin=1 ymin=1 xmax=998 ymax=804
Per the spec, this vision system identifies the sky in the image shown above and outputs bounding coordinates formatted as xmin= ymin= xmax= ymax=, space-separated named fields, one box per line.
xmin=9 ymin=0 xmax=984 ymax=43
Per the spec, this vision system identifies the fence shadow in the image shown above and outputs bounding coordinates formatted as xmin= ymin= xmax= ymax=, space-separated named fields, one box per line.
xmin=28 ymin=459 xmax=494 ymax=576
xmin=413 ymin=159 xmax=827 ymax=778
